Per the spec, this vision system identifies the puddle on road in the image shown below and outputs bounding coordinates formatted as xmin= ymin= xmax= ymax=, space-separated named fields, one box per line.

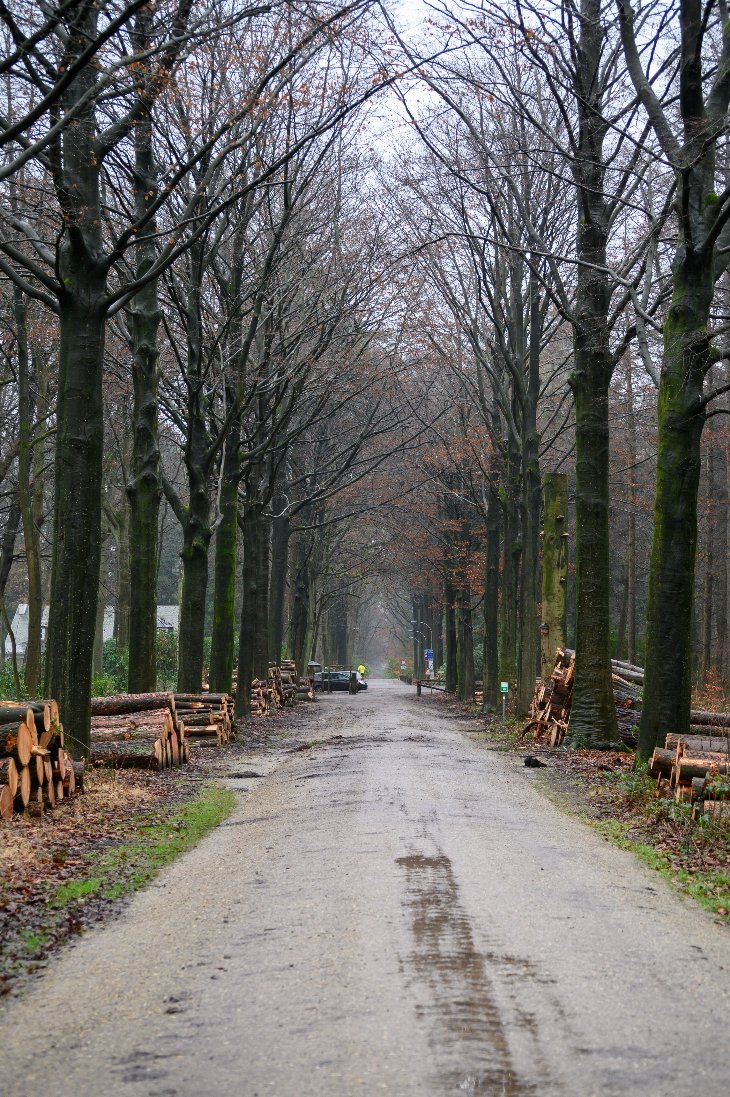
xmin=396 ymin=852 xmax=549 ymax=1095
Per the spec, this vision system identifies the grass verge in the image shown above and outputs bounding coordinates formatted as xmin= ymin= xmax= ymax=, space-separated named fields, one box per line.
xmin=48 ymin=785 xmax=236 ymax=909
xmin=1 ymin=783 xmax=236 ymax=990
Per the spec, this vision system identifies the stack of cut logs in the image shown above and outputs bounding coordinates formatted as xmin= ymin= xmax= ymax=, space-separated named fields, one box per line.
xmin=90 ymin=692 xmax=188 ymax=770
xmin=174 ymin=693 xmax=233 ymax=747
xmin=522 ymin=649 xmax=644 ymax=748
xmin=0 ymin=699 xmax=82 ymax=819
xmin=649 ymin=730 xmax=730 ymax=819
xmin=90 ymin=690 xmax=237 ymax=766
xmin=250 ymin=678 xmax=270 ymax=716
xmin=248 ymin=664 xmax=314 ymax=716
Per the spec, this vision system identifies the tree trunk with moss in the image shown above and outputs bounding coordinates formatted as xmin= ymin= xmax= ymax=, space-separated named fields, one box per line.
xmin=638 ymin=287 xmax=709 ymax=759
xmin=209 ymin=430 xmax=241 ymax=693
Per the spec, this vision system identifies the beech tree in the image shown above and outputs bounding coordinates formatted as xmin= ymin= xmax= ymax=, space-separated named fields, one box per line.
xmin=616 ymin=0 xmax=730 ymax=757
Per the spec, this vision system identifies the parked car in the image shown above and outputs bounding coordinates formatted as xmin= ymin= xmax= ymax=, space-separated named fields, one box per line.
xmin=313 ymin=670 xmax=367 ymax=692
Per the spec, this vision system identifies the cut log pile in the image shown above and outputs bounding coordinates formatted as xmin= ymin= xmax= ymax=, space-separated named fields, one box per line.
xmin=248 ymin=664 xmax=315 ymax=716
xmin=90 ymin=692 xmax=188 ymax=770
xmin=524 ymin=651 xmax=730 ymax=811
xmin=0 ymin=699 xmax=82 ymax=820
xmin=649 ymin=732 xmax=730 ymax=819
xmin=522 ymin=651 xmax=644 ymax=748
xmin=174 ymin=693 xmax=233 ymax=748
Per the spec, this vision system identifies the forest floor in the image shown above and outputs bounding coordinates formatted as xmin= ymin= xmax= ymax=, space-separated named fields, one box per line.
xmin=1 ymin=686 xmax=728 ymax=1001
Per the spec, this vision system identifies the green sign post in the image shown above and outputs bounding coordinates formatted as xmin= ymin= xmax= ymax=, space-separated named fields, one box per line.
xmin=500 ymin=681 xmax=509 ymax=719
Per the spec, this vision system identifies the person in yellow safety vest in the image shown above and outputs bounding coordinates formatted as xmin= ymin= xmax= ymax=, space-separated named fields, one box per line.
xmin=357 ymin=663 xmax=366 ymax=677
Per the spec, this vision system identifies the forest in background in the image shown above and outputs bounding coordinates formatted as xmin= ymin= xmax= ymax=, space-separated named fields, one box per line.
xmin=1 ymin=0 xmax=730 ymax=761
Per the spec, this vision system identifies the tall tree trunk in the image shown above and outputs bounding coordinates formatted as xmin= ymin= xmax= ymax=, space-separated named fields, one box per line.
xmin=126 ymin=9 xmax=162 ymax=693
xmin=209 ymin=433 xmax=240 ymax=693
xmin=483 ymin=486 xmax=501 ymax=710
xmin=269 ymin=506 xmax=290 ymax=664
xmin=499 ymin=474 xmax=519 ymax=687
xmin=290 ymin=532 xmax=310 ymax=676
xmin=235 ymin=499 xmax=257 ymax=716
xmin=540 ymin=473 xmax=568 ymax=679
xmin=563 ymin=0 xmax=620 ymax=749
xmin=177 ymin=457 xmax=212 ymax=691
xmin=625 ymin=354 xmax=638 ymax=665
xmin=115 ymin=502 xmax=131 ymax=650
xmin=253 ymin=511 xmax=271 ymax=678
xmin=456 ymin=589 xmax=475 ymax=702
xmin=14 ymin=287 xmax=44 ymax=696
xmin=700 ymin=443 xmax=715 ymax=684
xmin=45 ymin=295 xmax=106 ymax=758
xmin=444 ymin=575 xmax=457 ymax=693
xmin=637 ymin=274 xmax=710 ymax=759
xmin=517 ymin=275 xmax=542 ymax=715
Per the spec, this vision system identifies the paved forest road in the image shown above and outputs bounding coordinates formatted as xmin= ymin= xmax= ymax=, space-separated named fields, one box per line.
xmin=2 ymin=680 xmax=730 ymax=1096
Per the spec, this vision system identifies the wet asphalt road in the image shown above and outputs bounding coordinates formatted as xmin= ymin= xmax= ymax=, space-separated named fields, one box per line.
xmin=2 ymin=679 xmax=730 ymax=1096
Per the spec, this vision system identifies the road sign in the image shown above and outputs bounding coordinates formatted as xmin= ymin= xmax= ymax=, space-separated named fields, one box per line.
xmin=425 ymin=649 xmax=433 ymax=659
xmin=500 ymin=682 xmax=509 ymax=694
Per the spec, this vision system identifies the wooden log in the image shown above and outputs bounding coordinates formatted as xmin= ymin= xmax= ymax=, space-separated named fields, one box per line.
xmin=611 ymin=658 xmax=645 ymax=677
xmin=15 ymin=765 xmax=31 ymax=808
xmin=0 ymin=720 xmax=32 ymax=767
xmin=675 ymin=757 xmax=730 ymax=785
xmin=688 ymin=710 xmax=730 ymax=729
xmin=0 ymin=756 xmax=18 ymax=798
xmin=666 ymin=733 xmax=730 ymax=754
xmin=44 ymin=776 xmax=56 ymax=808
xmin=90 ymin=739 xmax=164 ymax=770
xmin=174 ymin=692 xmax=229 ymax=704
xmin=0 ymin=783 xmax=13 ymax=820
xmin=0 ymin=703 xmax=50 ymax=732
xmin=90 ymin=693 xmax=175 ymax=717
xmin=649 ymin=748 xmax=676 ymax=778
xmin=90 ymin=723 xmax=170 ymax=743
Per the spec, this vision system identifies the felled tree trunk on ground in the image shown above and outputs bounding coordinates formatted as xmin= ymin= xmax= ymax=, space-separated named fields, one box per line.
xmin=540 ymin=473 xmax=568 ymax=681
